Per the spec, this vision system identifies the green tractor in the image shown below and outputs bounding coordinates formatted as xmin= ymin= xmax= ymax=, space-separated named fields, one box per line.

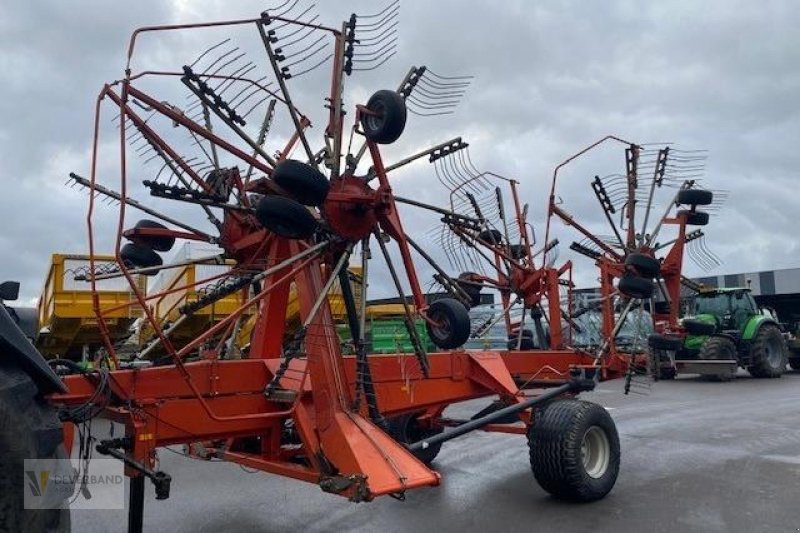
xmin=662 ymin=287 xmax=789 ymax=380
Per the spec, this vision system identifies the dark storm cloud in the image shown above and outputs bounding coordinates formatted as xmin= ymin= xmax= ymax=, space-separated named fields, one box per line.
xmin=1 ymin=0 xmax=798 ymax=303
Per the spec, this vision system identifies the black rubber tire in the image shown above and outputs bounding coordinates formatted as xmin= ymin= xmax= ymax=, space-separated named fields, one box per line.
xmin=507 ymin=337 xmax=536 ymax=350
xmin=747 ymin=324 xmax=788 ymax=378
xmin=683 ymin=318 xmax=716 ymax=336
xmin=624 ymin=253 xmax=660 ymax=279
xmin=120 ymin=243 xmax=162 ymax=275
xmin=508 ymin=329 xmax=535 ymax=349
xmin=255 ymin=196 xmax=318 ymax=239
xmin=648 ymin=334 xmax=682 ymax=351
xmin=456 ymin=272 xmax=482 ymax=300
xmin=388 ymin=412 xmax=443 ymax=464
xmin=425 ymin=298 xmax=471 ymax=350
xmin=509 ymin=244 xmax=528 ymax=260
xmin=617 ymin=273 xmax=654 ymax=299
xmin=361 ymin=90 xmax=407 ymax=144
xmin=528 ymin=399 xmax=620 ymax=502
xmin=698 ymin=336 xmax=738 ymax=382
xmin=477 ymin=229 xmax=503 ymax=245
xmin=271 ymin=159 xmax=330 ymax=206
xmin=677 ymin=189 xmax=713 ymax=206
xmin=678 ymin=210 xmax=710 ymax=226
xmin=0 ymin=360 xmax=71 ymax=532
xmin=658 ymin=367 xmax=677 ymax=380
xmin=132 ymin=219 xmax=175 ymax=252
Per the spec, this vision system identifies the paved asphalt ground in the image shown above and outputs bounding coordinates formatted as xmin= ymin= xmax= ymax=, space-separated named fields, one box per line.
xmin=74 ymin=369 xmax=800 ymax=532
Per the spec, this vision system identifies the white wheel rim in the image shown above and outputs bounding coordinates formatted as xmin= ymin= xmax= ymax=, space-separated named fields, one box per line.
xmin=581 ymin=425 xmax=610 ymax=479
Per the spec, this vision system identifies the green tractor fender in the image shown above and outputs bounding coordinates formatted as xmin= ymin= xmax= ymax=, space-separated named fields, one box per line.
xmin=741 ymin=315 xmax=778 ymax=341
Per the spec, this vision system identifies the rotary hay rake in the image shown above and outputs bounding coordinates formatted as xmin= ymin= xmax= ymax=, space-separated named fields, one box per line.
xmin=543 ymin=136 xmax=724 ymax=388
xmin=10 ymin=4 xmax=711 ymax=532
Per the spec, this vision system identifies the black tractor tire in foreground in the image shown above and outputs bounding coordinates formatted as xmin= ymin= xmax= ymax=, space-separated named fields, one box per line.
xmin=388 ymin=412 xmax=443 ymax=464
xmin=120 ymin=242 xmax=162 ymax=274
xmin=528 ymin=399 xmax=620 ymax=502
xmin=747 ymin=324 xmax=788 ymax=378
xmin=625 ymin=253 xmax=660 ymax=279
xmin=255 ymin=196 xmax=318 ymax=239
xmin=698 ymin=335 xmax=738 ymax=382
xmin=425 ymin=298 xmax=471 ymax=350
xmin=677 ymin=188 xmax=713 ymax=206
xmin=271 ymin=159 xmax=330 ymax=207
xmin=0 ymin=360 xmax=70 ymax=532
xmin=617 ymin=273 xmax=654 ymax=300
xmin=677 ymin=209 xmax=709 ymax=226
xmin=361 ymin=90 xmax=407 ymax=144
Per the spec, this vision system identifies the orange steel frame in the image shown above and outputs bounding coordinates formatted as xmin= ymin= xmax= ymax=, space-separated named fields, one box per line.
xmin=46 ymin=18 xmax=635 ymax=507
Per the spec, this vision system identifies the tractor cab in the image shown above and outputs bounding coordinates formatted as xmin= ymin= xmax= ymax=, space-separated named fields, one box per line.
xmin=693 ymin=287 xmax=758 ymax=333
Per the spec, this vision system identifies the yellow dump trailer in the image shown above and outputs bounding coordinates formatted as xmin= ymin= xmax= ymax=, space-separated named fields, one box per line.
xmin=139 ymin=257 xmax=247 ymax=351
xmin=236 ymin=266 xmax=364 ymax=349
xmin=36 ymin=254 xmax=143 ymax=359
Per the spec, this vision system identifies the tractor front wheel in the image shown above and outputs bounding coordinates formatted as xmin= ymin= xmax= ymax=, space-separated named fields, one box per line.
xmin=698 ymin=335 xmax=737 ymax=382
xmin=0 ymin=360 xmax=70 ymax=532
xmin=747 ymin=324 xmax=788 ymax=378
xmin=528 ymin=399 xmax=620 ymax=502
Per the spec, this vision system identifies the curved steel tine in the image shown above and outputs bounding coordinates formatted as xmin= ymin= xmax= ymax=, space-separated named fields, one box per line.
xmin=271 ymin=3 xmax=315 ymax=31
xmin=288 ymin=52 xmax=334 ymax=78
xmin=355 ymin=4 xmax=399 ymax=30
xmin=281 ymin=34 xmax=326 ymax=61
xmin=275 ymin=18 xmax=319 ymax=48
xmin=355 ymin=26 xmax=398 ymax=45
xmin=262 ymin=0 xmax=296 ymax=17
xmin=351 ymin=46 xmax=396 ymax=71
xmin=282 ymin=41 xmax=329 ymax=69
xmin=240 ymin=95 xmax=272 ymax=120
xmin=356 ymin=0 xmax=399 ymax=20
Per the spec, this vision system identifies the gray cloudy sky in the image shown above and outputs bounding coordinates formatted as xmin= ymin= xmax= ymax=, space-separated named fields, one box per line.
xmin=1 ymin=0 xmax=799 ymax=305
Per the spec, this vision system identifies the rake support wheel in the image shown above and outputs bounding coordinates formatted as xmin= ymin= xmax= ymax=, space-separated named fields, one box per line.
xmin=625 ymin=253 xmax=660 ymax=279
xmin=678 ymin=210 xmax=709 ymax=226
xmin=677 ymin=189 xmax=713 ymax=206
xmin=272 ymin=160 xmax=330 ymax=207
xmin=388 ymin=412 xmax=443 ymax=464
xmin=617 ymin=273 xmax=654 ymax=300
xmin=131 ymin=219 xmax=176 ymax=252
xmin=528 ymin=399 xmax=620 ymax=502
xmin=425 ymin=298 xmax=471 ymax=350
xmin=255 ymin=196 xmax=318 ymax=240
xmin=120 ymin=243 xmax=162 ymax=274
xmin=361 ymin=90 xmax=407 ymax=145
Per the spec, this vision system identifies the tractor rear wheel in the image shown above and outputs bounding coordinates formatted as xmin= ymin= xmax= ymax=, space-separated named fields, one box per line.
xmin=747 ymin=324 xmax=788 ymax=378
xmin=698 ymin=336 xmax=737 ymax=382
xmin=528 ymin=399 xmax=620 ymax=502
xmin=0 ymin=360 xmax=70 ymax=532
xmin=389 ymin=412 xmax=443 ymax=464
